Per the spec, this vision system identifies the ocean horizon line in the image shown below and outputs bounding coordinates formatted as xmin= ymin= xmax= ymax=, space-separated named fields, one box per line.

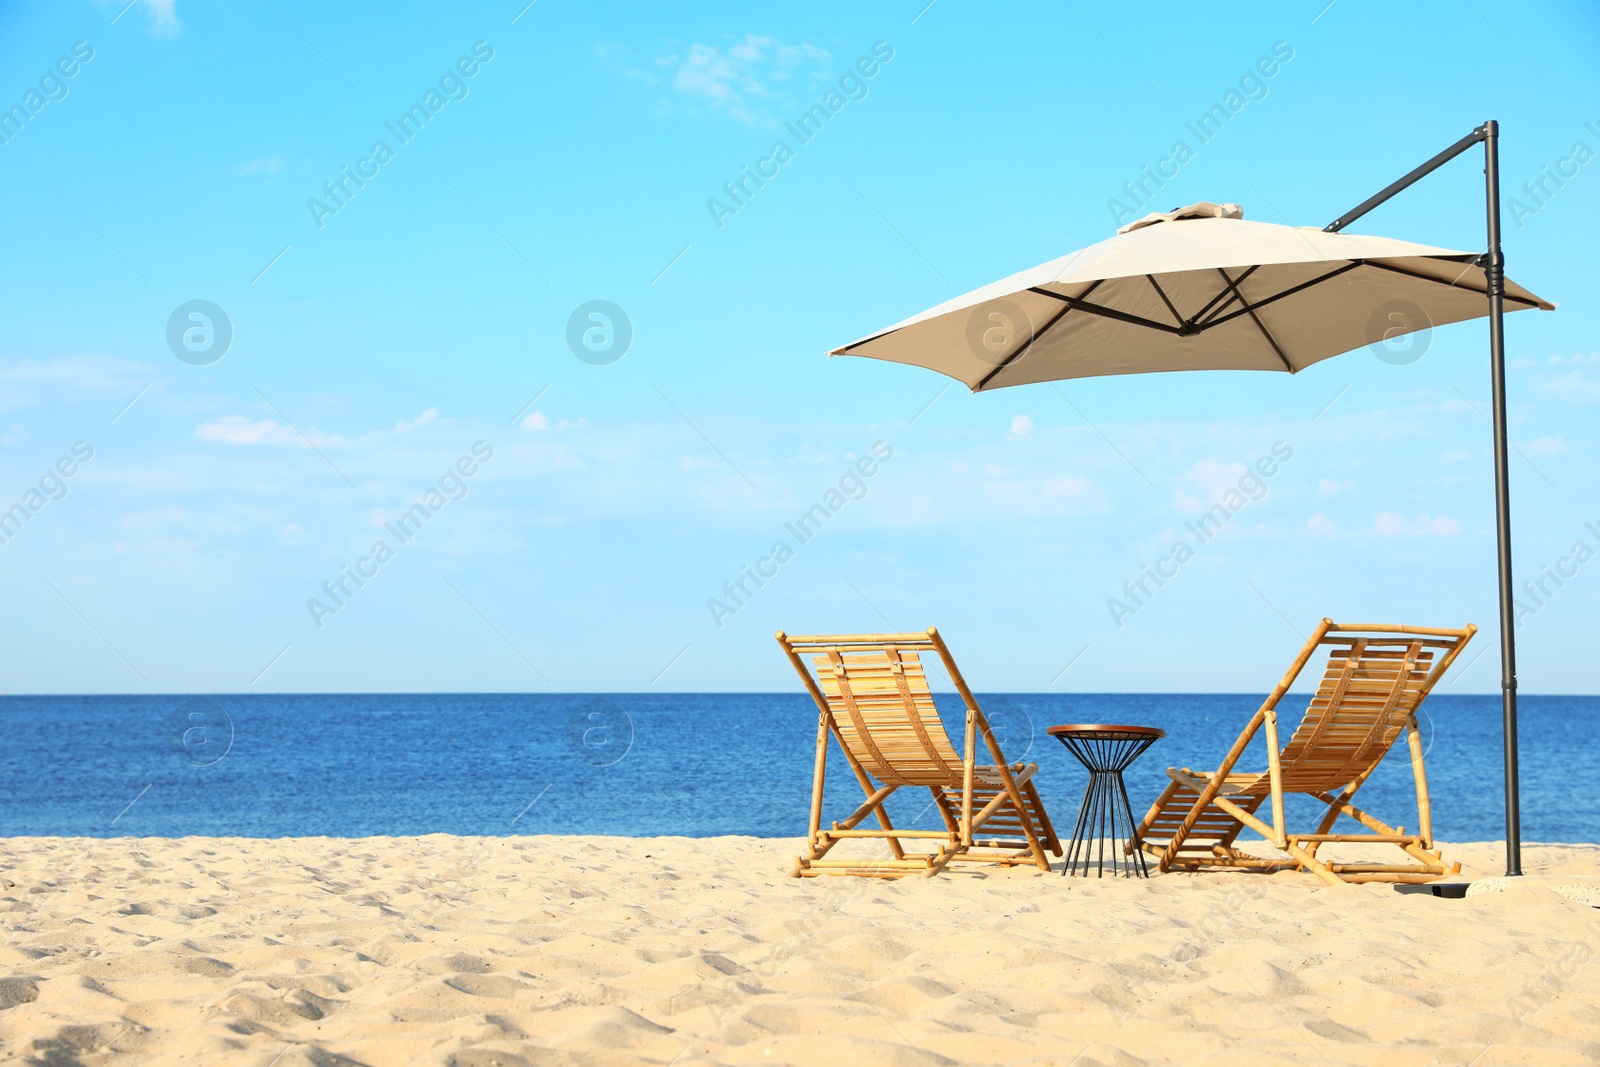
xmin=7 ymin=689 xmax=1599 ymax=698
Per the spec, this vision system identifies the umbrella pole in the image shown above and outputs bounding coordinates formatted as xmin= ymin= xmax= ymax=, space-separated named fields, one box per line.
xmin=1482 ymin=120 xmax=1523 ymax=878
xmin=1327 ymin=121 xmax=1523 ymax=877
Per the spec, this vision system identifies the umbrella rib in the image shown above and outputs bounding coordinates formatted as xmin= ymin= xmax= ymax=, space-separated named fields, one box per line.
xmin=1218 ymin=267 xmax=1292 ymax=372
xmin=1202 ymin=261 xmax=1365 ymax=331
xmin=974 ymin=280 xmax=1103 ymax=391
xmin=1145 ymin=274 xmax=1186 ymax=327
xmin=1359 ymin=259 xmax=1544 ymax=308
xmin=1025 ymin=286 xmax=1185 ymax=335
xmin=1189 ymin=263 xmax=1262 ymax=327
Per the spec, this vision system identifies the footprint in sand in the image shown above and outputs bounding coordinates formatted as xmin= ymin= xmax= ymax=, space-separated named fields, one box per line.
xmin=28 ymin=1021 xmax=143 ymax=1063
xmin=0 ymin=975 xmax=40 ymax=1010
xmin=442 ymin=953 xmax=493 ymax=974
xmin=222 ymin=988 xmax=341 ymax=1027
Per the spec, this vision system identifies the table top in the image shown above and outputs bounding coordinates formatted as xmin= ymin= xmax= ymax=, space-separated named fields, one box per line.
xmin=1045 ymin=723 xmax=1166 ymax=740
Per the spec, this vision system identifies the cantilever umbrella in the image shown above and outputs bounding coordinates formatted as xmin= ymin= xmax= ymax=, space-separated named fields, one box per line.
xmin=829 ymin=124 xmax=1553 ymax=876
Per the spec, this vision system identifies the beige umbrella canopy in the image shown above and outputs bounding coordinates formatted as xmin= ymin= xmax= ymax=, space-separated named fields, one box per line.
xmin=829 ymin=202 xmax=1553 ymax=391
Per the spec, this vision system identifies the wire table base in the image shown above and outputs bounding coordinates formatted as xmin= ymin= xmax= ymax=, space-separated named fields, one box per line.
xmin=1047 ymin=724 xmax=1165 ymax=878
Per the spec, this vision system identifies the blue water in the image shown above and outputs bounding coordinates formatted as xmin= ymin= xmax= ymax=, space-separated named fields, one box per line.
xmin=0 ymin=694 xmax=1594 ymax=844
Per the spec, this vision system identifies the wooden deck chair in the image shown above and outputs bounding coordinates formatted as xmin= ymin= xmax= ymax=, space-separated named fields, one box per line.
xmin=776 ymin=629 xmax=1062 ymax=878
xmin=1135 ymin=620 xmax=1477 ymax=886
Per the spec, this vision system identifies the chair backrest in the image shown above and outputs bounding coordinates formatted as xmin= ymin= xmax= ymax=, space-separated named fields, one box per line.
xmin=778 ymin=632 xmax=965 ymax=786
xmin=1273 ymin=624 xmax=1475 ymax=793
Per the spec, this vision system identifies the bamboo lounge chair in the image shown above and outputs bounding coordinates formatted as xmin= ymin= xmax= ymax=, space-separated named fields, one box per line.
xmin=776 ymin=629 xmax=1062 ymax=877
xmin=1135 ymin=620 xmax=1477 ymax=886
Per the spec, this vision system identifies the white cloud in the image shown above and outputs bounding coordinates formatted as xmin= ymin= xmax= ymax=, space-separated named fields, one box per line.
xmin=0 ymin=356 xmax=152 ymax=412
xmin=195 ymin=415 xmax=340 ymax=447
xmin=201 ymin=409 xmax=454 ymax=447
xmin=1538 ymin=370 xmax=1600 ymax=403
xmin=1173 ymin=459 xmax=1247 ymax=514
xmin=196 ymin=416 xmax=290 ymax=445
xmin=1317 ymin=478 xmax=1353 ymax=498
xmin=672 ymin=43 xmax=751 ymax=114
xmin=395 ymin=407 xmax=442 ymax=432
xmin=519 ymin=411 xmax=586 ymax=433
xmin=1374 ymin=512 xmax=1460 ymax=536
xmin=1007 ymin=414 xmax=1033 ymax=440
xmin=1306 ymin=513 xmax=1338 ymax=536
xmin=663 ymin=36 xmax=830 ymax=125
xmin=137 ymin=0 xmax=180 ymax=36
xmin=1521 ymin=436 xmax=1568 ymax=457
xmin=1186 ymin=459 xmax=1248 ymax=495
xmin=964 ymin=469 xmax=1102 ymax=519
xmin=230 ymin=156 xmax=284 ymax=177
xmin=1039 ymin=475 xmax=1091 ymax=498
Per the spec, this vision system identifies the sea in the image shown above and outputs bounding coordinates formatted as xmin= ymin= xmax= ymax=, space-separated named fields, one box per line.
xmin=1 ymin=694 xmax=1594 ymax=845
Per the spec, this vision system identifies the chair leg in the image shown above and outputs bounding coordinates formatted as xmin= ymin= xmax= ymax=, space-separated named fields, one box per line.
xmin=1022 ymin=778 xmax=1063 ymax=857
xmin=926 ymin=841 xmax=964 ymax=877
xmin=835 ymin=762 xmax=903 ymax=861
xmin=999 ymin=778 xmax=1053 ymax=871
xmin=1139 ymin=780 xmax=1184 ymax=872
xmin=796 ymin=708 xmax=831 ymax=876
xmin=1298 ymin=793 xmax=1457 ymax=881
xmin=1304 ymin=768 xmax=1381 ymax=859
xmin=976 ymin=758 xmax=1049 ymax=870
xmin=1281 ymin=840 xmax=1344 ymax=886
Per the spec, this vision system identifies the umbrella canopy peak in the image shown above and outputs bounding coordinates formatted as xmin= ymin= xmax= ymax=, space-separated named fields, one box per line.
xmin=1117 ymin=200 xmax=1243 ymax=233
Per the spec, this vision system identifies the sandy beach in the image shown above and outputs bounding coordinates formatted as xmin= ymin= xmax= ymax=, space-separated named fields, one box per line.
xmin=1 ymin=836 xmax=1597 ymax=1066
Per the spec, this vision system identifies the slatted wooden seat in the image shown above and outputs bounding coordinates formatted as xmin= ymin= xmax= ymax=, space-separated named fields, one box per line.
xmin=777 ymin=629 xmax=1061 ymax=877
xmin=1135 ymin=620 xmax=1477 ymax=885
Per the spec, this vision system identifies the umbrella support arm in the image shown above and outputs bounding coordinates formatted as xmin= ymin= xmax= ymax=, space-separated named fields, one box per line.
xmin=1326 ymin=121 xmax=1521 ymax=878
xmin=1323 ymin=125 xmax=1488 ymax=235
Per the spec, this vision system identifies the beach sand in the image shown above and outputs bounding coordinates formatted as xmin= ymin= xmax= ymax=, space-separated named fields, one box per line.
xmin=1 ymin=836 xmax=1597 ymax=1066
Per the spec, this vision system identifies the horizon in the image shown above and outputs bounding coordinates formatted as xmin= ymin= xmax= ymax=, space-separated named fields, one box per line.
xmin=9 ymin=690 xmax=1598 ymax=698
xmin=2 ymin=1 xmax=1598 ymax=697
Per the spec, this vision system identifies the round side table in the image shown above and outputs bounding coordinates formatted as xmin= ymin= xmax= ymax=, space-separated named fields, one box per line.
xmin=1046 ymin=724 xmax=1165 ymax=878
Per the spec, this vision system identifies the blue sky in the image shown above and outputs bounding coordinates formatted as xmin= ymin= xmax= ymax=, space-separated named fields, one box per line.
xmin=0 ymin=0 xmax=1596 ymax=695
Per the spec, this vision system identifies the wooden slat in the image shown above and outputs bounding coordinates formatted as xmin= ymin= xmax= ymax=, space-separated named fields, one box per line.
xmin=1326 ymin=622 xmax=1474 ymax=638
